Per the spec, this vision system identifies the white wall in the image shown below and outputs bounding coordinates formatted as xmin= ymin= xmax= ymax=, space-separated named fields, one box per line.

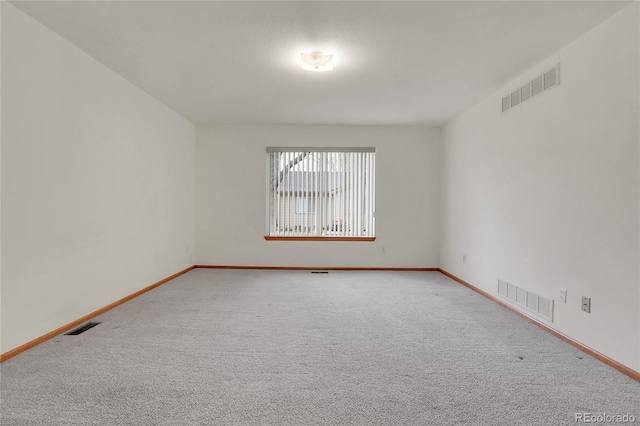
xmin=0 ymin=2 xmax=4 ymax=350
xmin=440 ymin=4 xmax=639 ymax=371
xmin=1 ymin=3 xmax=195 ymax=354
xmin=196 ymin=125 xmax=440 ymax=268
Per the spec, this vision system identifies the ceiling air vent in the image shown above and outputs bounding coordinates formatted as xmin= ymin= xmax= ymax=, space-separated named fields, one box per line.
xmin=501 ymin=64 xmax=560 ymax=113
xmin=544 ymin=67 xmax=558 ymax=90
xmin=521 ymin=82 xmax=531 ymax=102
xmin=502 ymin=95 xmax=511 ymax=112
xmin=510 ymin=89 xmax=521 ymax=107
xmin=531 ymin=75 xmax=544 ymax=96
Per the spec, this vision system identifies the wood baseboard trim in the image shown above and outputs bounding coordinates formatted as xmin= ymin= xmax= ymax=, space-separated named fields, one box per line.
xmin=0 ymin=265 xmax=195 ymax=363
xmin=438 ymin=268 xmax=640 ymax=382
xmin=194 ymin=265 xmax=438 ymax=271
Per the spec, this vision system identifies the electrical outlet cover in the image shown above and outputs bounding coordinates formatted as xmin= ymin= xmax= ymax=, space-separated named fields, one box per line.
xmin=559 ymin=288 xmax=567 ymax=303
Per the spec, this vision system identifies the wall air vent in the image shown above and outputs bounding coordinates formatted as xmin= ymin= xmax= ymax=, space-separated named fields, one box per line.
xmin=501 ymin=64 xmax=560 ymax=113
xmin=497 ymin=280 xmax=553 ymax=322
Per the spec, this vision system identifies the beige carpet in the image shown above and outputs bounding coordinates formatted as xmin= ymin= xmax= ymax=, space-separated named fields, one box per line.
xmin=1 ymin=269 xmax=638 ymax=425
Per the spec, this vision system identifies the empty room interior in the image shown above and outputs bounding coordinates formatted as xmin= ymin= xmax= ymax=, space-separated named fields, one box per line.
xmin=1 ymin=0 xmax=640 ymax=424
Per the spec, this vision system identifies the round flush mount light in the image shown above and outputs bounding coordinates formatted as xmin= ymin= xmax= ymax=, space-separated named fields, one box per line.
xmin=300 ymin=51 xmax=334 ymax=72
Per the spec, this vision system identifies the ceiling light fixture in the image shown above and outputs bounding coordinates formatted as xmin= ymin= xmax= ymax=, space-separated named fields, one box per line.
xmin=300 ymin=51 xmax=334 ymax=72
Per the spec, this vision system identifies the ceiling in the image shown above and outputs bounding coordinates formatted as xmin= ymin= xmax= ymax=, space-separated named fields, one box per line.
xmin=9 ymin=1 xmax=631 ymax=126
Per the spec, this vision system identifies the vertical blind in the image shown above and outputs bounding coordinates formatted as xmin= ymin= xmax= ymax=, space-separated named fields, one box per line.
xmin=266 ymin=147 xmax=375 ymax=237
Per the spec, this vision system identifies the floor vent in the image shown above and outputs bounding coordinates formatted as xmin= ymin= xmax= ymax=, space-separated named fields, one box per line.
xmin=311 ymin=271 xmax=329 ymax=274
xmin=497 ymin=280 xmax=553 ymax=322
xmin=502 ymin=64 xmax=559 ymax=113
xmin=65 ymin=322 xmax=102 ymax=335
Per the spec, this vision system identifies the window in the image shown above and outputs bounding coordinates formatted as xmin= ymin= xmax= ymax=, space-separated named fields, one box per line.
xmin=266 ymin=147 xmax=375 ymax=240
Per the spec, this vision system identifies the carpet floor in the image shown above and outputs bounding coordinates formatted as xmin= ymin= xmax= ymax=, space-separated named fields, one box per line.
xmin=1 ymin=269 xmax=638 ymax=425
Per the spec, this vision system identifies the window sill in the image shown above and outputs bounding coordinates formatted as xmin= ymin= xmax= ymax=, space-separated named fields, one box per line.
xmin=264 ymin=236 xmax=375 ymax=242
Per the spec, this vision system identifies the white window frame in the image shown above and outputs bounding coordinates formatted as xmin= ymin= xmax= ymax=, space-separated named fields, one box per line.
xmin=265 ymin=147 xmax=376 ymax=241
